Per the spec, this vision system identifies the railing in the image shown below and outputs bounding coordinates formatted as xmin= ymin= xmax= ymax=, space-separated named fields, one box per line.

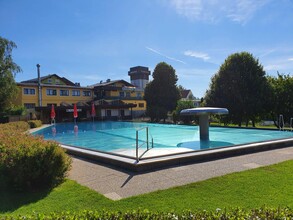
xmin=136 ymin=127 xmax=153 ymax=162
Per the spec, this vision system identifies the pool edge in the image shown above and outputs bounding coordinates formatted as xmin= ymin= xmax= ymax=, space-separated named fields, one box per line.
xmin=62 ymin=137 xmax=293 ymax=172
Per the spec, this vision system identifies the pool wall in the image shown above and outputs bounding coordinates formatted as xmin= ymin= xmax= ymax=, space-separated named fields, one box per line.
xmin=62 ymin=137 xmax=293 ymax=171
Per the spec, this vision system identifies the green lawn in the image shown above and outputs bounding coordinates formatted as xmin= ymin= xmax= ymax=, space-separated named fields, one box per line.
xmin=1 ymin=160 xmax=293 ymax=217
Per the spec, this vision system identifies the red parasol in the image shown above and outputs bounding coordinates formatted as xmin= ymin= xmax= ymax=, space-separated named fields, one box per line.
xmin=50 ymin=104 xmax=56 ymax=119
xmin=91 ymin=102 xmax=96 ymax=117
xmin=73 ymin=103 xmax=78 ymax=118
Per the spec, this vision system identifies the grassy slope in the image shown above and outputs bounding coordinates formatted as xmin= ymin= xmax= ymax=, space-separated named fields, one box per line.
xmin=1 ymin=160 xmax=292 ymax=216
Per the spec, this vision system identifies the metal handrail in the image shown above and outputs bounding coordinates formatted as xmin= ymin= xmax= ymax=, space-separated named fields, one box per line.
xmin=279 ymin=114 xmax=284 ymax=131
xmin=136 ymin=127 xmax=153 ymax=162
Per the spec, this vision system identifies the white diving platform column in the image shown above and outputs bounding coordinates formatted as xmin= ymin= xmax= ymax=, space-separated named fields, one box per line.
xmin=180 ymin=107 xmax=229 ymax=141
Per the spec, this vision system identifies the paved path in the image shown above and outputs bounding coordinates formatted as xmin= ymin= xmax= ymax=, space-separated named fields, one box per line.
xmin=69 ymin=147 xmax=293 ymax=200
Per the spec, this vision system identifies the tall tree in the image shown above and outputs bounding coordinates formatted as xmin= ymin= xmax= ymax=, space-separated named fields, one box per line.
xmin=267 ymin=73 xmax=293 ymax=127
xmin=204 ymin=52 xmax=271 ymax=127
xmin=144 ymin=62 xmax=180 ymax=122
xmin=0 ymin=37 xmax=21 ymax=113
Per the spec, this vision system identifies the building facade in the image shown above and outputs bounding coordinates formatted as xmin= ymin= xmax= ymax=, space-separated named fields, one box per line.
xmin=92 ymin=79 xmax=147 ymax=118
xmin=15 ymin=65 xmax=149 ymax=122
xmin=180 ymin=89 xmax=201 ymax=107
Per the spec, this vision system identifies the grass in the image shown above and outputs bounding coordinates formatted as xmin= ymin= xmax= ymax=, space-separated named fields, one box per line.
xmin=1 ymin=160 xmax=293 ymax=217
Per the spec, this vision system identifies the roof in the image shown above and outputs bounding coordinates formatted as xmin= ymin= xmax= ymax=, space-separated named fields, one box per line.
xmin=21 ymin=74 xmax=76 ymax=86
xmin=91 ymin=79 xmax=134 ymax=88
xmin=181 ymin=89 xmax=192 ymax=99
xmin=17 ymin=82 xmax=91 ymax=90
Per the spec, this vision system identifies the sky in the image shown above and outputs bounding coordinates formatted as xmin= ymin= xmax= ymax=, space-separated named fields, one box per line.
xmin=1 ymin=0 xmax=293 ymax=98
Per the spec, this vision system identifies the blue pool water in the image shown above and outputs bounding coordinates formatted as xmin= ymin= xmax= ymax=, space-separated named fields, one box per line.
xmin=33 ymin=121 xmax=293 ymax=153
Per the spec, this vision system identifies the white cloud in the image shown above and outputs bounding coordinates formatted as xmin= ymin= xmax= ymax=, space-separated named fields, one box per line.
xmin=184 ymin=50 xmax=210 ymax=61
xmin=169 ymin=0 xmax=270 ymax=24
xmin=145 ymin=46 xmax=186 ymax=64
xmin=264 ymin=59 xmax=293 ymax=73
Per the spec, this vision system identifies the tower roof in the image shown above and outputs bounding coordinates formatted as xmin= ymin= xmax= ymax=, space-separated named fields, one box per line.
xmin=128 ymin=66 xmax=150 ymax=76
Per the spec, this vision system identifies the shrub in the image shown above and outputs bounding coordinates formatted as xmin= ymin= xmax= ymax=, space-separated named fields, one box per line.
xmin=0 ymin=121 xmax=30 ymax=132
xmin=0 ymin=123 xmax=71 ymax=191
xmin=27 ymin=120 xmax=42 ymax=128
xmin=6 ymin=105 xmax=27 ymax=116
xmin=1 ymin=207 xmax=293 ymax=219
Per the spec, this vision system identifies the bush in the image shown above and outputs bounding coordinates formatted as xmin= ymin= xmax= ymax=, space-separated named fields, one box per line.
xmin=0 ymin=121 xmax=30 ymax=132
xmin=27 ymin=120 xmax=42 ymax=128
xmin=1 ymin=207 xmax=293 ymax=219
xmin=6 ymin=105 xmax=27 ymax=116
xmin=0 ymin=123 xmax=71 ymax=191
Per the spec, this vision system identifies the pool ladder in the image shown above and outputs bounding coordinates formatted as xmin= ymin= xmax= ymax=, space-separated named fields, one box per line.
xmin=279 ymin=114 xmax=284 ymax=131
xmin=136 ymin=127 xmax=153 ymax=162
xmin=279 ymin=115 xmax=293 ymax=131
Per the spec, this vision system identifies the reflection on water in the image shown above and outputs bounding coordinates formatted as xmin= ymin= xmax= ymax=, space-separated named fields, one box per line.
xmin=177 ymin=140 xmax=234 ymax=150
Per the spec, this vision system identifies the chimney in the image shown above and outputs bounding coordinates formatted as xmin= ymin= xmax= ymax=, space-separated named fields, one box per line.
xmin=36 ymin=64 xmax=42 ymax=106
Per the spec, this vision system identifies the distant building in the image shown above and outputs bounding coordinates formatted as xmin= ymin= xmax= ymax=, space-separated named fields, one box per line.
xmin=14 ymin=65 xmax=148 ymax=122
xmin=128 ymin=66 xmax=150 ymax=90
xmin=180 ymin=89 xmax=201 ymax=107
xmin=91 ymin=78 xmax=147 ymax=118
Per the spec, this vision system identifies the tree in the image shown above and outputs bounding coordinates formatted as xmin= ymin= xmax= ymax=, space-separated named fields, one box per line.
xmin=267 ymin=73 xmax=293 ymax=128
xmin=0 ymin=37 xmax=21 ymax=113
xmin=172 ymin=100 xmax=195 ymax=124
xmin=204 ymin=52 xmax=271 ymax=127
xmin=144 ymin=62 xmax=181 ymax=122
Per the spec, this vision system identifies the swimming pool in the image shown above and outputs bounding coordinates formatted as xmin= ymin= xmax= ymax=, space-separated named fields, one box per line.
xmin=34 ymin=121 xmax=293 ymax=158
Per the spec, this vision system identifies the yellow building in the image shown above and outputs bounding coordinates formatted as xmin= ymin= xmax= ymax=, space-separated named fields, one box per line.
xmin=92 ymin=79 xmax=146 ymax=118
xmin=17 ymin=74 xmax=93 ymax=108
xmin=15 ymin=65 xmax=149 ymax=122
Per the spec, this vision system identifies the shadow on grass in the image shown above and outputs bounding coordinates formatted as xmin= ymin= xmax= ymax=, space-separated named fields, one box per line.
xmin=0 ymin=185 xmax=51 ymax=213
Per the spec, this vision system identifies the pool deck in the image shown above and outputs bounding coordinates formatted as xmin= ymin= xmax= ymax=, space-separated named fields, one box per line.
xmin=68 ymin=146 xmax=293 ymax=201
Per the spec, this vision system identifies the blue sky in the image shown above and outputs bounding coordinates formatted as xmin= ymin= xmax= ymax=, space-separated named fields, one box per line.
xmin=1 ymin=0 xmax=293 ymax=97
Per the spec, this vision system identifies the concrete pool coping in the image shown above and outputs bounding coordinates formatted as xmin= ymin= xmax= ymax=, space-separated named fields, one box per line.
xmin=62 ymin=137 xmax=293 ymax=171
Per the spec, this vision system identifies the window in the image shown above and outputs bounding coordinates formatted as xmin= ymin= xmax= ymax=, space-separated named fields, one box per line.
xmin=126 ymin=92 xmax=130 ymax=98
xmin=46 ymin=89 xmax=57 ymax=96
xmin=23 ymin=88 xmax=35 ymax=95
xmin=24 ymin=103 xmax=35 ymax=109
xmin=136 ymin=92 xmax=142 ymax=98
xmin=106 ymin=110 xmax=111 ymax=117
xmin=83 ymin=91 xmax=91 ymax=96
xmin=72 ymin=90 xmax=80 ymax=96
xmin=60 ymin=90 xmax=69 ymax=96
xmin=119 ymin=92 xmax=125 ymax=98
xmin=139 ymin=103 xmax=144 ymax=108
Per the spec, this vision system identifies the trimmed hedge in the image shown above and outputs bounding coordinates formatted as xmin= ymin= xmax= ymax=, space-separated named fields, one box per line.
xmin=27 ymin=120 xmax=42 ymax=128
xmin=0 ymin=122 xmax=71 ymax=191
xmin=1 ymin=207 xmax=293 ymax=219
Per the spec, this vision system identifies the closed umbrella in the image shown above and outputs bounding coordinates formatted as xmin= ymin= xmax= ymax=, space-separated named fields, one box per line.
xmin=50 ymin=104 xmax=55 ymax=124
xmin=73 ymin=103 xmax=78 ymax=132
xmin=73 ymin=103 xmax=78 ymax=119
xmin=73 ymin=103 xmax=78 ymax=124
xmin=50 ymin=104 xmax=56 ymax=133
xmin=91 ymin=102 xmax=96 ymax=122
